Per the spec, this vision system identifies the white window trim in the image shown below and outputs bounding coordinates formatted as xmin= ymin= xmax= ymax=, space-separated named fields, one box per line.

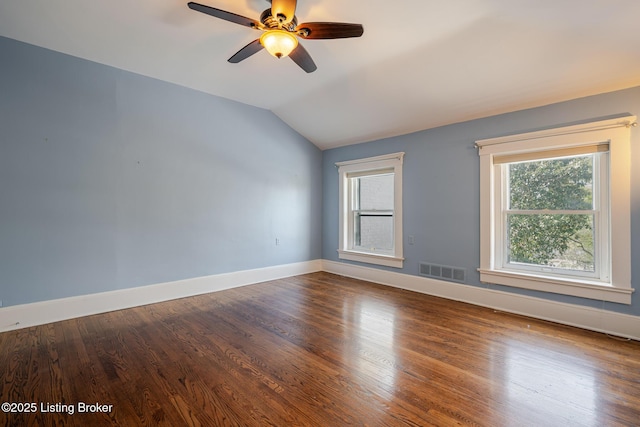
xmin=476 ymin=117 xmax=636 ymax=304
xmin=337 ymin=152 xmax=404 ymax=268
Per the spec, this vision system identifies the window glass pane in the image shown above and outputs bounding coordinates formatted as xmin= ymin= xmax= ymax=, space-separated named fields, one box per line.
xmin=508 ymin=156 xmax=593 ymax=210
xmin=507 ymin=214 xmax=595 ymax=272
xmin=355 ymin=214 xmax=394 ymax=251
xmin=357 ymin=173 xmax=394 ymax=210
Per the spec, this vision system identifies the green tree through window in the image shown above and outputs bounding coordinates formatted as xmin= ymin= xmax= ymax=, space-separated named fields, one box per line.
xmin=506 ymin=155 xmax=595 ymax=271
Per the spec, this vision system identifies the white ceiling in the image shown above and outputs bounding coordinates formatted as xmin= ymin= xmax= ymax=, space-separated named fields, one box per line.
xmin=1 ymin=0 xmax=640 ymax=150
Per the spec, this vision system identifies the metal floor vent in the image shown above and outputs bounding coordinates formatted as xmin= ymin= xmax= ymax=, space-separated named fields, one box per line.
xmin=419 ymin=262 xmax=466 ymax=283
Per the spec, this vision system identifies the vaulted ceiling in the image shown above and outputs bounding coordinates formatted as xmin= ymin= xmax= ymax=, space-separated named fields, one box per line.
xmin=2 ymin=0 xmax=640 ymax=149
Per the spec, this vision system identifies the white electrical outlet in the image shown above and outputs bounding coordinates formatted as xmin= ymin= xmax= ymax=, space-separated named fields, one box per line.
xmin=275 ymin=238 xmax=280 ymax=246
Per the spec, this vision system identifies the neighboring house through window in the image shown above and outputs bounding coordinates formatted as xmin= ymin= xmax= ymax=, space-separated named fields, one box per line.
xmin=337 ymin=152 xmax=404 ymax=268
xmin=477 ymin=117 xmax=635 ymax=304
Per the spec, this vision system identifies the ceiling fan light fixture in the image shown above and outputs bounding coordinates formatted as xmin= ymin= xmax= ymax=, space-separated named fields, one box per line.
xmin=260 ymin=30 xmax=298 ymax=58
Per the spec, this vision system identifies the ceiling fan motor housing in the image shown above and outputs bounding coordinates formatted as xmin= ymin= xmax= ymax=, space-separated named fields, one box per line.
xmin=260 ymin=9 xmax=297 ymax=30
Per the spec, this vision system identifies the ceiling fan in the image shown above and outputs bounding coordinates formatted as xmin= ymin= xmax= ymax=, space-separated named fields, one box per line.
xmin=187 ymin=0 xmax=364 ymax=73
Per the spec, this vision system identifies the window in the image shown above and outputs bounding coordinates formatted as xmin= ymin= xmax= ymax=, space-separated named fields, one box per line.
xmin=500 ymin=148 xmax=607 ymax=279
xmin=477 ymin=117 xmax=635 ymax=304
xmin=337 ymin=153 xmax=404 ymax=268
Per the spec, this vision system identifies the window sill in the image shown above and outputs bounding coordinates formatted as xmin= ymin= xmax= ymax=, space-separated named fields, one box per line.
xmin=478 ymin=268 xmax=633 ymax=304
xmin=338 ymin=250 xmax=404 ymax=268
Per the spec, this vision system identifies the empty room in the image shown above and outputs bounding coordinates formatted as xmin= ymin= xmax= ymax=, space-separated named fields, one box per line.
xmin=1 ymin=0 xmax=639 ymax=426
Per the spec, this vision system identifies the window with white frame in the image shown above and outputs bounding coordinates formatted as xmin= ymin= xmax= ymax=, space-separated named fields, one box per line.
xmin=337 ymin=153 xmax=404 ymax=268
xmin=477 ymin=117 xmax=635 ymax=304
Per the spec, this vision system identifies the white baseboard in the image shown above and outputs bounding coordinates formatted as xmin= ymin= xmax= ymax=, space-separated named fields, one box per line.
xmin=0 ymin=260 xmax=323 ymax=333
xmin=322 ymin=260 xmax=640 ymax=341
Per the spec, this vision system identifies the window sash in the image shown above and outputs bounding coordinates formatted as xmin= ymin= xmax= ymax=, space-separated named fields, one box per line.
xmin=353 ymin=211 xmax=394 ymax=252
xmin=502 ymin=211 xmax=599 ymax=278
xmin=496 ymin=152 xmax=609 ymax=282
xmin=349 ymin=172 xmax=395 ymax=253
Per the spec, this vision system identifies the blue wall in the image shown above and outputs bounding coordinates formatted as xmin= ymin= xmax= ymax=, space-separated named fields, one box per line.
xmin=0 ymin=36 xmax=322 ymax=307
xmin=323 ymin=86 xmax=640 ymax=316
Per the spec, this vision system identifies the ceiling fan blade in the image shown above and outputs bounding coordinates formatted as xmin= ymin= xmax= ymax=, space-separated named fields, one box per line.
xmin=188 ymin=2 xmax=261 ymax=29
xmin=289 ymin=43 xmax=317 ymax=73
xmin=295 ymin=22 xmax=364 ymax=39
xmin=271 ymin=0 xmax=297 ymax=24
xmin=228 ymin=39 xmax=264 ymax=63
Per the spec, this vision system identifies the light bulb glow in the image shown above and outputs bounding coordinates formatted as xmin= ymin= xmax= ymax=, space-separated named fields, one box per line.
xmin=260 ymin=30 xmax=298 ymax=58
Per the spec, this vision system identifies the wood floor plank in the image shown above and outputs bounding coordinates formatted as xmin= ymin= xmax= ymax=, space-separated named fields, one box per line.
xmin=1 ymin=272 xmax=639 ymax=426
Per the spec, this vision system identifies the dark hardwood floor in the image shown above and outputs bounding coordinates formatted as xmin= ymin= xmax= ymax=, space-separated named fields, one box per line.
xmin=1 ymin=272 xmax=639 ymax=426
